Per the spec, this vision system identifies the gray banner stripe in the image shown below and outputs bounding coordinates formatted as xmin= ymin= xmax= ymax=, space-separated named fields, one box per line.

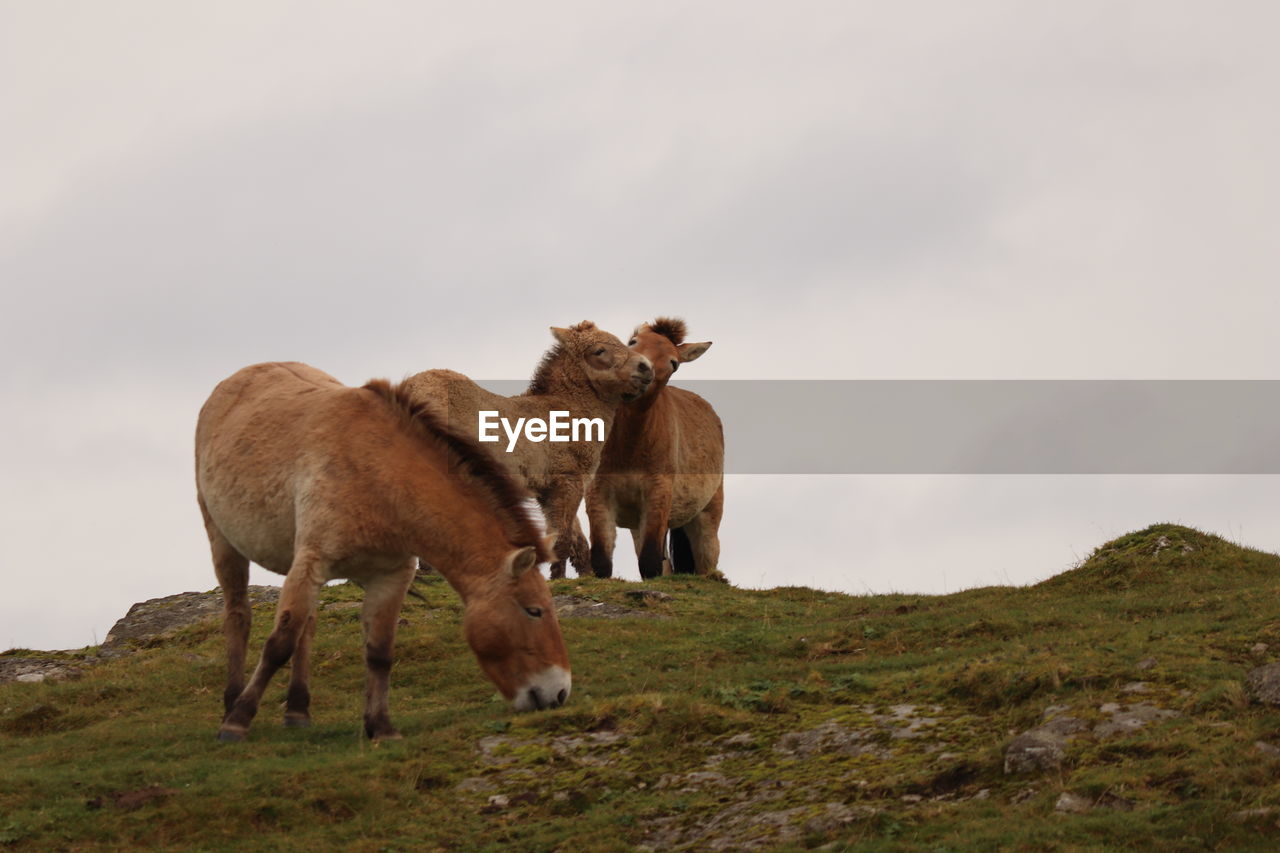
xmin=461 ymin=380 xmax=1280 ymax=474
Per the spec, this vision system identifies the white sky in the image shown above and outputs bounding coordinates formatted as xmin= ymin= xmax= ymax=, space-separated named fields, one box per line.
xmin=3 ymin=1 xmax=1278 ymax=649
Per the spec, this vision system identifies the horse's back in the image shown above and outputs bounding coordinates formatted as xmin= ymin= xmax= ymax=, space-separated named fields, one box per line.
xmin=663 ymin=386 xmax=724 ymax=525
xmin=196 ymin=362 xmax=356 ymax=573
xmin=667 ymin=386 xmax=724 ymax=466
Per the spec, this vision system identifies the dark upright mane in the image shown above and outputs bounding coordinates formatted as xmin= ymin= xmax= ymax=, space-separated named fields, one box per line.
xmin=525 ymin=343 xmax=565 ymax=396
xmin=525 ymin=321 xmax=597 ymax=396
xmin=647 ymin=317 xmax=687 ymax=345
xmin=362 ymin=379 xmax=552 ymax=562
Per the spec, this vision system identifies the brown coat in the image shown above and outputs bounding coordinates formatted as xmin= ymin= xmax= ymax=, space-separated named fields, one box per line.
xmin=586 ymin=319 xmax=725 ymax=580
xmin=196 ymin=362 xmax=570 ymax=742
xmin=403 ymin=321 xmax=652 ymax=577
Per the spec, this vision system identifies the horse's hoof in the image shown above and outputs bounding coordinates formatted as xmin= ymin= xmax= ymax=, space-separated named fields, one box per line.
xmin=283 ymin=715 xmax=311 ymax=728
xmin=217 ymin=728 xmax=246 ymax=743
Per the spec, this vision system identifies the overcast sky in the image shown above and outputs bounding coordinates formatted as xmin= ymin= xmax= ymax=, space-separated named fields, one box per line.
xmin=3 ymin=1 xmax=1278 ymax=650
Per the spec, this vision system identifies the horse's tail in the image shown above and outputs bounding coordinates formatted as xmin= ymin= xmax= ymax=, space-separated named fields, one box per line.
xmin=669 ymin=526 xmax=696 ymax=574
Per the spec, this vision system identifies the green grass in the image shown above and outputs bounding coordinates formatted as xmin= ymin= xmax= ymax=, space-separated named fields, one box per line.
xmin=4 ymin=524 xmax=1280 ymax=850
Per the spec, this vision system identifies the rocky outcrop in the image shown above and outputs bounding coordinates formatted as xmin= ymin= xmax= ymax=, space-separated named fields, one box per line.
xmin=103 ymin=587 xmax=280 ymax=648
xmin=1245 ymin=663 xmax=1280 ymax=705
xmin=1 ymin=587 xmax=280 ymax=685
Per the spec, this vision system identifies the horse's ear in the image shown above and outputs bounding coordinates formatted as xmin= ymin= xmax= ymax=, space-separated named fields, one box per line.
xmin=550 ymin=326 xmax=571 ymax=344
xmin=509 ymin=546 xmax=540 ymax=577
xmin=677 ymin=341 xmax=712 ymax=363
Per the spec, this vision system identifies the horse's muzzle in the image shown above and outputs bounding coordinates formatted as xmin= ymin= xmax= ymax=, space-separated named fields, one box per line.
xmin=513 ymin=665 xmax=572 ymax=712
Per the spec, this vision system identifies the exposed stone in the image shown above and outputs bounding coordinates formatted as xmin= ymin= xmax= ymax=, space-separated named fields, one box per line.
xmin=1246 ymin=664 xmax=1280 ymax=706
xmin=774 ymin=721 xmax=880 ymax=759
xmin=1251 ymin=643 xmax=1270 ymax=656
xmin=103 ymin=586 xmax=280 ymax=649
xmin=1055 ymin=792 xmax=1093 ymax=814
xmin=1093 ymin=703 xmax=1179 ymax=739
xmin=455 ymin=777 xmax=497 ymax=793
xmin=1254 ymin=741 xmax=1280 ymax=759
xmin=0 ymin=657 xmax=83 ymax=685
xmin=1120 ymin=681 xmax=1150 ymax=694
xmin=552 ymin=595 xmax=658 ymax=620
xmin=1055 ymin=791 xmax=1132 ymax=813
xmin=656 ymin=771 xmax=732 ymax=791
xmin=803 ymin=803 xmax=880 ymax=835
xmin=1004 ymin=716 xmax=1088 ymax=774
xmin=1136 ymin=657 xmax=1158 ymax=670
xmin=1040 ymin=704 xmax=1072 ymax=722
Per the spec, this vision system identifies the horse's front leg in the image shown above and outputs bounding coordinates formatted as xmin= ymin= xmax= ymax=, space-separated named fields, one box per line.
xmin=219 ymin=550 xmax=324 ymax=742
xmin=360 ymin=561 xmax=416 ymax=740
xmin=543 ymin=478 xmax=586 ymax=579
xmin=586 ymin=478 xmax=618 ymax=579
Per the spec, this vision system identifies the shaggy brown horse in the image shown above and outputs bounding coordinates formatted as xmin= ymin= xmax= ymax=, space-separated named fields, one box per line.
xmin=196 ymin=362 xmax=570 ymax=742
xmin=402 ymin=321 xmax=652 ymax=578
xmin=586 ymin=318 xmax=724 ymax=580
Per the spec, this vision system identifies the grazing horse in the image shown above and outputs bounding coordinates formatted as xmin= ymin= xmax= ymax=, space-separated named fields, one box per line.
xmin=586 ymin=318 xmax=725 ymax=580
xmin=195 ymin=362 xmax=570 ymax=742
xmin=403 ymin=321 xmax=652 ymax=578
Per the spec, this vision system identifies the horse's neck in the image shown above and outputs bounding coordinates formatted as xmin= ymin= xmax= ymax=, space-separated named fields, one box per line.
xmin=401 ymin=468 xmax=509 ymax=602
xmin=609 ymin=388 xmax=672 ymax=447
xmin=524 ymin=363 xmax=618 ymax=422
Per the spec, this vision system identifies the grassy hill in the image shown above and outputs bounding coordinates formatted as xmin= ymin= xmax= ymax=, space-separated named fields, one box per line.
xmin=4 ymin=524 xmax=1280 ymax=850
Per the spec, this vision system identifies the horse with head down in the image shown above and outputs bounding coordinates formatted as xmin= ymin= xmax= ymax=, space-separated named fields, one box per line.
xmin=586 ymin=318 xmax=725 ymax=580
xmin=196 ymin=362 xmax=570 ymax=742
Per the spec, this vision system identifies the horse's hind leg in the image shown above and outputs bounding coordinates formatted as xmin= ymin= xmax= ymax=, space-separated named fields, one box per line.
xmin=199 ymin=497 xmax=251 ymax=715
xmin=683 ymin=481 xmax=724 ymax=579
xmin=284 ymin=612 xmax=316 ymax=727
xmin=360 ymin=560 xmax=416 ymax=740
xmin=219 ymin=549 xmax=324 ymax=742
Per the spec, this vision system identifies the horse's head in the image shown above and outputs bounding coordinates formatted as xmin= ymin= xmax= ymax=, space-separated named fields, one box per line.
xmin=463 ymin=545 xmax=571 ymax=711
xmin=549 ymin=321 xmax=653 ymax=402
xmin=626 ymin=317 xmax=712 ymax=396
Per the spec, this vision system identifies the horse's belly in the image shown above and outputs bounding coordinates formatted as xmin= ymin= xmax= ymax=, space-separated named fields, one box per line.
xmin=668 ymin=474 xmax=721 ymax=528
xmin=201 ymin=488 xmax=297 ymax=575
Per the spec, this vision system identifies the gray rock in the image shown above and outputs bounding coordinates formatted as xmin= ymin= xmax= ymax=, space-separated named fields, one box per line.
xmin=1251 ymin=643 xmax=1270 ymax=656
xmin=1254 ymin=741 xmax=1280 ymax=759
xmin=1136 ymin=657 xmax=1158 ymax=670
xmin=552 ymin=595 xmax=657 ymax=620
xmin=1094 ymin=703 xmax=1179 ymax=739
xmin=1246 ymin=663 xmax=1280 ymax=705
xmin=803 ymin=803 xmax=879 ymax=835
xmin=1055 ymin=792 xmax=1093 ymax=814
xmin=1004 ymin=716 xmax=1088 ymax=774
xmin=103 ymin=586 xmax=279 ymax=648
xmin=1040 ymin=704 xmax=1072 ymax=722
xmin=775 ymin=721 xmax=880 ymax=759
xmin=0 ymin=657 xmax=83 ymax=685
